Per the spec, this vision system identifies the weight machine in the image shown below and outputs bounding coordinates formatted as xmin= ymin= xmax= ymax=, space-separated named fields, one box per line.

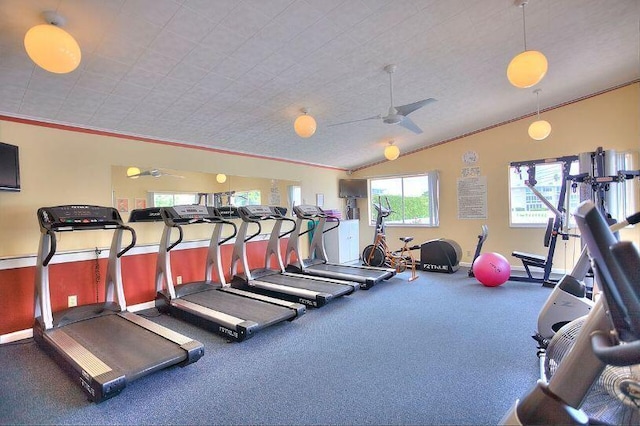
xmin=510 ymin=147 xmax=639 ymax=287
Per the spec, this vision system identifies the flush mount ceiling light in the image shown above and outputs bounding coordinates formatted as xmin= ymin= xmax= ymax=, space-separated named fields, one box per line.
xmin=216 ymin=173 xmax=227 ymax=184
xmin=384 ymin=140 xmax=400 ymax=161
xmin=24 ymin=11 xmax=81 ymax=74
xmin=294 ymin=107 xmax=317 ymax=138
xmin=507 ymin=0 xmax=548 ymax=88
xmin=528 ymin=89 xmax=551 ymax=140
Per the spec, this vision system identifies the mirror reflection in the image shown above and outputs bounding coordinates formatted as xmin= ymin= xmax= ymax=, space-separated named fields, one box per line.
xmin=111 ymin=165 xmax=302 ymax=219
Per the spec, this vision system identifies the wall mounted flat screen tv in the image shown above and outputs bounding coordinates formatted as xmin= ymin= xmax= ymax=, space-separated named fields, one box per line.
xmin=339 ymin=179 xmax=368 ymax=198
xmin=0 ymin=142 xmax=21 ymax=192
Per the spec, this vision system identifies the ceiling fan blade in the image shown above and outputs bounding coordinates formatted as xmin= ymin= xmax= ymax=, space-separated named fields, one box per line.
xmin=395 ymin=98 xmax=437 ymax=117
xmin=398 ymin=116 xmax=423 ymax=134
xmin=327 ymin=115 xmax=381 ymax=127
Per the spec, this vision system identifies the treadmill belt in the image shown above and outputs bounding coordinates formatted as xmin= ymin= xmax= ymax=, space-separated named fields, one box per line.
xmin=257 ymin=274 xmax=352 ymax=296
xmin=61 ymin=314 xmax=187 ymax=381
xmin=182 ymin=289 xmax=295 ymax=324
xmin=310 ymin=264 xmax=390 ymax=279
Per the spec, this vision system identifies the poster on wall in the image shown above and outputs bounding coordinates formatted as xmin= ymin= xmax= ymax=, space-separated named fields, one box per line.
xmin=269 ymin=180 xmax=281 ymax=205
xmin=457 ymin=176 xmax=487 ymax=219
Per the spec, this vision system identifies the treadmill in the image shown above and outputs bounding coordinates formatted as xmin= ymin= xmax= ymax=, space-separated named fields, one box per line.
xmin=34 ymin=205 xmax=204 ymax=403
xmin=230 ymin=205 xmax=359 ymax=308
xmin=129 ymin=205 xmax=305 ymax=342
xmin=285 ymin=205 xmax=395 ymax=289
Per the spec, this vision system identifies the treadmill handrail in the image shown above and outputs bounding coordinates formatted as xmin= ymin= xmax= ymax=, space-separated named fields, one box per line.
xmin=42 ymin=230 xmax=57 ymax=267
xmin=322 ymin=217 xmax=340 ymax=234
xmin=165 ymin=225 xmax=184 ymax=252
xmin=278 ymin=216 xmax=296 ymax=238
xmin=218 ymin=219 xmax=238 ymax=246
xmin=243 ymin=219 xmax=262 ymax=242
xmin=117 ymin=226 xmax=137 ymax=258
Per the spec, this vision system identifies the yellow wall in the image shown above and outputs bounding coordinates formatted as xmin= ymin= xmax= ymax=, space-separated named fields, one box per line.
xmin=0 ymin=121 xmax=344 ymax=258
xmin=352 ymin=84 xmax=640 ymax=272
xmin=0 ymin=83 xmax=638 ymax=274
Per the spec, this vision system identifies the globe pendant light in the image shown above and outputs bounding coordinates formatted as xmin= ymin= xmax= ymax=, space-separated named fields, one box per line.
xmin=384 ymin=140 xmax=400 ymax=161
xmin=126 ymin=167 xmax=141 ymax=179
xmin=507 ymin=0 xmax=548 ymax=88
xmin=294 ymin=107 xmax=317 ymax=138
xmin=216 ymin=173 xmax=227 ymax=184
xmin=528 ymin=89 xmax=551 ymax=140
xmin=24 ymin=11 xmax=81 ymax=74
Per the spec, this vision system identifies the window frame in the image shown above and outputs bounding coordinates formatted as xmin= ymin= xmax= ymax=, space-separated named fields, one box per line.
xmin=368 ymin=171 xmax=439 ymax=228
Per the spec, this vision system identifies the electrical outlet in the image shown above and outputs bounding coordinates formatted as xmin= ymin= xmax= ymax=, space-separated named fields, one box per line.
xmin=176 ymin=276 xmax=182 ymax=285
xmin=68 ymin=295 xmax=78 ymax=307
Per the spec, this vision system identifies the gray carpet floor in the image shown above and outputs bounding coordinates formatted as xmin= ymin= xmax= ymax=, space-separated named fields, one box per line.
xmin=0 ymin=268 xmax=550 ymax=425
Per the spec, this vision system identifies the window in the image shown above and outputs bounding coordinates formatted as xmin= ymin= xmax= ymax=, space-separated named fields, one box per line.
xmin=150 ymin=192 xmax=199 ymax=207
xmin=509 ymin=161 xmax=581 ymax=226
xmin=369 ymin=172 xmax=439 ymax=227
xmin=230 ymin=190 xmax=261 ymax=206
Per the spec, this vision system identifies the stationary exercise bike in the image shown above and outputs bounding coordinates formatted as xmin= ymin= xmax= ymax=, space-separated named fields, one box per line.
xmin=362 ymin=197 xmax=418 ymax=281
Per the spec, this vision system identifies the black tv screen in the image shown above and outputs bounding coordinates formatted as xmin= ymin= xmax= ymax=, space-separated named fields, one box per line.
xmin=0 ymin=142 xmax=20 ymax=192
xmin=339 ymin=179 xmax=367 ymax=198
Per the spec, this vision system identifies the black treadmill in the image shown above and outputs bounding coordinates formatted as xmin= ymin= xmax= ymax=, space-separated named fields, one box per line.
xmin=33 ymin=205 xmax=204 ymax=403
xmin=129 ymin=205 xmax=305 ymax=342
xmin=284 ymin=205 xmax=396 ymax=289
xmin=230 ymin=205 xmax=359 ymax=308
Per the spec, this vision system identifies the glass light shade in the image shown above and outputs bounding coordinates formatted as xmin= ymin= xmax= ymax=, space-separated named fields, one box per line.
xmin=384 ymin=145 xmax=400 ymax=161
xmin=126 ymin=167 xmax=141 ymax=179
xmin=528 ymin=119 xmax=552 ymax=140
xmin=216 ymin=173 xmax=227 ymax=184
xmin=294 ymin=114 xmax=317 ymax=138
xmin=24 ymin=24 xmax=81 ymax=74
xmin=507 ymin=50 xmax=548 ymax=88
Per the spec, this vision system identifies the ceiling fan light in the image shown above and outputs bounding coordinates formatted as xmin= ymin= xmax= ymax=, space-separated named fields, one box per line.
xmin=294 ymin=113 xmax=317 ymax=138
xmin=216 ymin=173 xmax=227 ymax=183
xmin=126 ymin=166 xmax=141 ymax=179
xmin=24 ymin=23 xmax=81 ymax=74
xmin=384 ymin=144 xmax=400 ymax=161
xmin=507 ymin=50 xmax=548 ymax=88
xmin=528 ymin=119 xmax=551 ymax=140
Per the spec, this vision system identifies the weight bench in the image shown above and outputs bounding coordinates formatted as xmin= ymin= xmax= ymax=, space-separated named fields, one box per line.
xmin=511 ymin=218 xmax=557 ymax=287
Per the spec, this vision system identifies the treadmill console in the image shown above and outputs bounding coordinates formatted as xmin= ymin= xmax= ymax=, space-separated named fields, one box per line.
xmin=129 ymin=207 xmax=162 ymax=222
xmin=161 ymin=205 xmax=220 ymax=224
xmin=293 ymin=204 xmax=323 ymax=218
xmin=38 ymin=205 xmax=123 ymax=231
xmin=238 ymin=205 xmax=288 ymax=219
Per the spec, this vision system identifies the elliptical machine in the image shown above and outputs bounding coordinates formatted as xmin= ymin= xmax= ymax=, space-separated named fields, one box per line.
xmin=501 ymin=201 xmax=640 ymax=425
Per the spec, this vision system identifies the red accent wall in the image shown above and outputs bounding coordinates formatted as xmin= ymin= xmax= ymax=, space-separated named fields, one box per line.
xmin=0 ymin=239 xmax=291 ymax=335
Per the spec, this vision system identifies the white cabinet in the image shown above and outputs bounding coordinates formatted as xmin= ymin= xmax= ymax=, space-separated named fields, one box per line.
xmin=323 ymin=219 xmax=360 ymax=264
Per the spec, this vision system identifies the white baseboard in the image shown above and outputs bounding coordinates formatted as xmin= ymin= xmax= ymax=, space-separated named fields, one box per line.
xmin=0 ymin=328 xmax=33 ymax=344
xmin=0 ymin=301 xmax=156 ymax=344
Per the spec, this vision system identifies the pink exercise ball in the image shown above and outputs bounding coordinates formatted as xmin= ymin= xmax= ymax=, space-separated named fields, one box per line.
xmin=472 ymin=252 xmax=511 ymax=287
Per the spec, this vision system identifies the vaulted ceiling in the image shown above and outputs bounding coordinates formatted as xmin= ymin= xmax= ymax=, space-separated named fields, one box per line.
xmin=0 ymin=0 xmax=638 ymax=170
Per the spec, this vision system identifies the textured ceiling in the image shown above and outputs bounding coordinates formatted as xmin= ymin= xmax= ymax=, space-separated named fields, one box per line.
xmin=0 ymin=0 xmax=638 ymax=171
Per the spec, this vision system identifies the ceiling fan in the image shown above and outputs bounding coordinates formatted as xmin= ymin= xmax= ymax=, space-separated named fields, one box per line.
xmin=126 ymin=168 xmax=184 ymax=179
xmin=328 ymin=64 xmax=436 ymax=134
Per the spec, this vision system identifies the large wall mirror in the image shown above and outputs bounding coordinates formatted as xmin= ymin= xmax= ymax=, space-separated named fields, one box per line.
xmin=111 ymin=165 xmax=301 ymax=219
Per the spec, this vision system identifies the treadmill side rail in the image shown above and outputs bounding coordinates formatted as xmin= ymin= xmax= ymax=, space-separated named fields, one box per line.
xmin=118 ymin=311 xmax=205 ymax=364
xmin=36 ymin=325 xmax=126 ymax=403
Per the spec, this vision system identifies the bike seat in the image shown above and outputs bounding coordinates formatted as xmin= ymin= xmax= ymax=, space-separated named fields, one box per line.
xmin=399 ymin=237 xmax=413 ymax=243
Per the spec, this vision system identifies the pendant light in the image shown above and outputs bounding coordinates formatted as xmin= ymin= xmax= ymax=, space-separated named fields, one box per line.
xmin=528 ymin=89 xmax=551 ymax=140
xmin=24 ymin=11 xmax=81 ymax=74
xmin=384 ymin=140 xmax=400 ymax=161
xmin=294 ymin=107 xmax=317 ymax=138
xmin=216 ymin=173 xmax=227 ymax=184
xmin=507 ymin=0 xmax=548 ymax=88
xmin=126 ymin=167 xmax=141 ymax=179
